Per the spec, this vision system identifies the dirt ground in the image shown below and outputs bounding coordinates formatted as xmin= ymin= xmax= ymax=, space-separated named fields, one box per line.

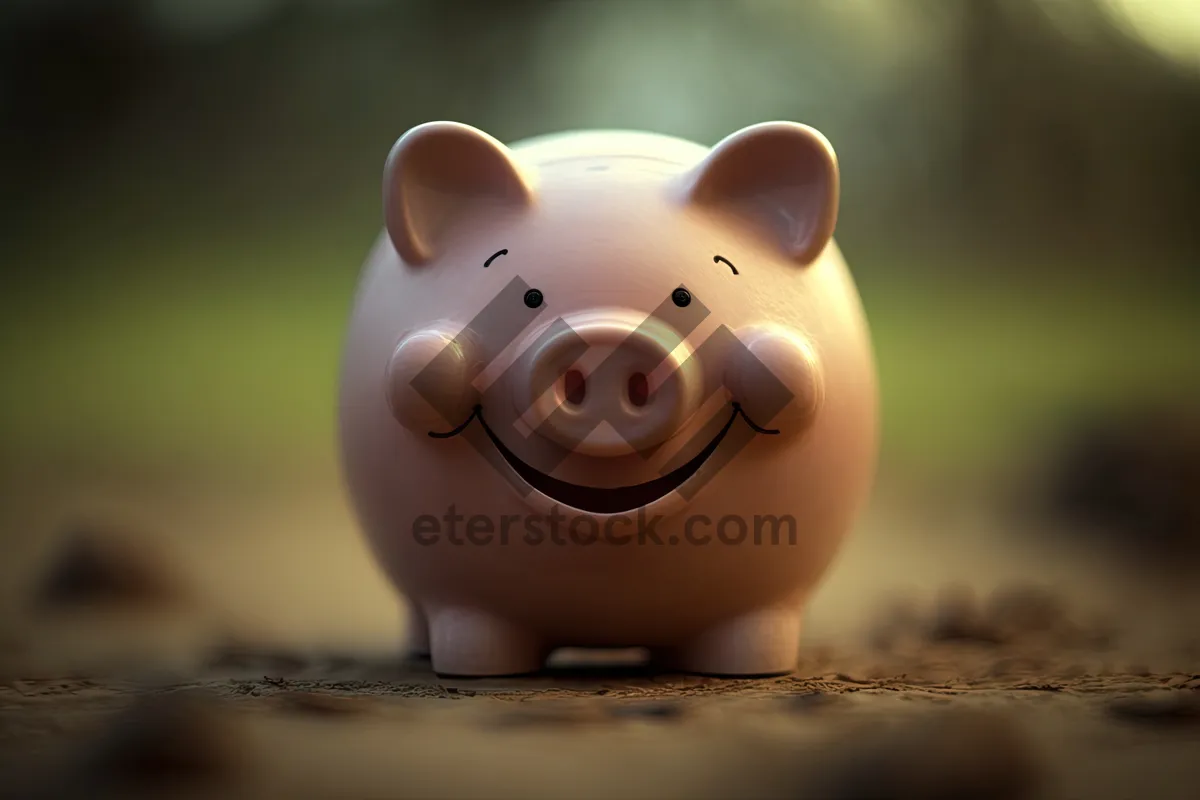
xmin=2 ymin=468 xmax=1199 ymax=799
xmin=3 ymin=647 xmax=1200 ymax=799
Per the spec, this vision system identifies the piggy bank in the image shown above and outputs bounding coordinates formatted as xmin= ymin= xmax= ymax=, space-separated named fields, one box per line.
xmin=338 ymin=121 xmax=878 ymax=677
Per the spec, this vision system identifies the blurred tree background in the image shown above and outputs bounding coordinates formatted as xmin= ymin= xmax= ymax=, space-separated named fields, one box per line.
xmin=0 ymin=0 xmax=1197 ymax=487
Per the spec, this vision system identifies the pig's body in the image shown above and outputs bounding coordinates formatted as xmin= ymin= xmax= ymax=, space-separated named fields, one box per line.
xmin=338 ymin=123 xmax=878 ymax=676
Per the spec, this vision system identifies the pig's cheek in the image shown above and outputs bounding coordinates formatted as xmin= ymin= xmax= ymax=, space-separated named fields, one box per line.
xmin=726 ymin=326 xmax=824 ymax=433
xmin=384 ymin=328 xmax=481 ymax=433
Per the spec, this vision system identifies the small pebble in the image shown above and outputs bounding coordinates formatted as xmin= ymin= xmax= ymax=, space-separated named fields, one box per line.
xmin=31 ymin=522 xmax=189 ymax=612
xmin=1108 ymin=691 xmax=1200 ymax=727
xmin=813 ymin=708 xmax=1042 ymax=800
xmin=490 ymin=702 xmax=603 ymax=728
xmin=783 ymin=691 xmax=842 ymax=712
xmin=276 ymin=691 xmax=367 ymax=717
xmin=984 ymin=583 xmax=1066 ymax=638
xmin=929 ymin=584 xmax=1002 ymax=644
xmin=866 ymin=595 xmax=922 ymax=652
xmin=608 ymin=700 xmax=686 ymax=720
xmin=71 ymin=691 xmax=249 ymax=789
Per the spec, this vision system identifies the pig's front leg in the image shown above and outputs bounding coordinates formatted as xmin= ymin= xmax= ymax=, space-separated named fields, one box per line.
xmin=428 ymin=608 xmax=548 ymax=677
xmin=654 ymin=608 xmax=802 ymax=676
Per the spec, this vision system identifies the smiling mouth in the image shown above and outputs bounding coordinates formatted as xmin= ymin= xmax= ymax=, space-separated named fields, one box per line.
xmin=429 ymin=403 xmax=775 ymax=515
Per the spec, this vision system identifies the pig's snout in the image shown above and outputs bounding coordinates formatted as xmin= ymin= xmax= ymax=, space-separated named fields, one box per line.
xmin=515 ymin=312 xmax=702 ymax=457
xmin=386 ymin=327 xmax=481 ymax=432
xmin=726 ymin=326 xmax=823 ymax=431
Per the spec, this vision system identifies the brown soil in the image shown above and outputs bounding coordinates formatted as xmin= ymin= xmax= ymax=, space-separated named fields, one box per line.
xmin=2 ymin=471 xmax=1199 ymax=799
xmin=3 ymin=617 xmax=1200 ymax=799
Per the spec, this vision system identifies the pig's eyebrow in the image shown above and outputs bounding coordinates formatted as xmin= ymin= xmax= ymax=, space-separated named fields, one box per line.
xmin=714 ymin=255 xmax=739 ymax=275
xmin=483 ymin=249 xmax=508 ymax=268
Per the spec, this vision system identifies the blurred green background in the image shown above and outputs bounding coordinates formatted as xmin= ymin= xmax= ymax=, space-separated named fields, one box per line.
xmin=0 ymin=0 xmax=1197 ymax=489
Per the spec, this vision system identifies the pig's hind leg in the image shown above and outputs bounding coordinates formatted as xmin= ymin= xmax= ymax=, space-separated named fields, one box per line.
xmin=654 ymin=608 xmax=802 ymax=677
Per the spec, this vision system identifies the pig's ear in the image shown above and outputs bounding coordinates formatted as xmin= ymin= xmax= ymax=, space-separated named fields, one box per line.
xmin=683 ymin=122 xmax=839 ymax=266
xmin=383 ymin=122 xmax=534 ymax=265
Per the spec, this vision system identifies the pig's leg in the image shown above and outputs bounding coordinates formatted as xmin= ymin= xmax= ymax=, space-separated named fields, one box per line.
xmin=428 ymin=608 xmax=548 ymax=677
xmin=656 ymin=608 xmax=802 ymax=676
xmin=403 ymin=600 xmax=430 ymax=659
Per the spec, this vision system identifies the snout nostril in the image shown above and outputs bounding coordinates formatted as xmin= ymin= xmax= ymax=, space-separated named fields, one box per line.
xmin=563 ymin=369 xmax=586 ymax=406
xmin=627 ymin=373 xmax=650 ymax=407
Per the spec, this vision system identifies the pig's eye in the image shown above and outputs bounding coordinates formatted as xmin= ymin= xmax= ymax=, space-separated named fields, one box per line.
xmin=672 ymin=287 xmax=692 ymax=308
xmin=523 ymin=289 xmax=544 ymax=309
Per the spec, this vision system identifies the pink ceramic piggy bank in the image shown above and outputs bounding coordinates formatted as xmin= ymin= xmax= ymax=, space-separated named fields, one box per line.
xmin=338 ymin=121 xmax=878 ymax=677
